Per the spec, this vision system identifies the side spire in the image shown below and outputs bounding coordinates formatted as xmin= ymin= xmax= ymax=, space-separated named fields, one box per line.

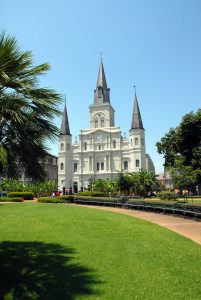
xmin=131 ymin=88 xmax=144 ymax=129
xmin=94 ymin=60 xmax=110 ymax=103
xmin=60 ymin=97 xmax=71 ymax=135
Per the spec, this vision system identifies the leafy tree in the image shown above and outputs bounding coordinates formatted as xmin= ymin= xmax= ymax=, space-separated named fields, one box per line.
xmin=129 ymin=170 xmax=159 ymax=196
xmin=168 ymin=158 xmax=198 ymax=199
xmin=0 ymin=32 xmax=62 ymax=179
xmin=156 ymin=109 xmax=201 ymax=191
xmin=116 ymin=173 xmax=132 ymax=195
xmin=92 ymin=179 xmax=108 ymax=194
xmin=0 ymin=179 xmax=57 ymax=195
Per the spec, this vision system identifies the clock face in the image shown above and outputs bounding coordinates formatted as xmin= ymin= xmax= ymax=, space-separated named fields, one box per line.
xmin=96 ymin=134 xmax=104 ymax=142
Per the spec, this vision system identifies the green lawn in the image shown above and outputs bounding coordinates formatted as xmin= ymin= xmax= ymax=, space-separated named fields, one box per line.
xmin=0 ymin=203 xmax=201 ymax=300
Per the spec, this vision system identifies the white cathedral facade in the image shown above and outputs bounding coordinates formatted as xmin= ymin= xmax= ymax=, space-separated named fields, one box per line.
xmin=58 ymin=61 xmax=155 ymax=193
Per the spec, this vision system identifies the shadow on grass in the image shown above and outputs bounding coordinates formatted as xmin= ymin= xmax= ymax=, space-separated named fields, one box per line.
xmin=0 ymin=241 xmax=101 ymax=300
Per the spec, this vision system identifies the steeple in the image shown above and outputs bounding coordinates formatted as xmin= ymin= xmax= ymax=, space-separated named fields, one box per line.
xmin=60 ymin=101 xmax=71 ymax=135
xmin=94 ymin=61 xmax=110 ymax=104
xmin=131 ymin=93 xmax=144 ymax=130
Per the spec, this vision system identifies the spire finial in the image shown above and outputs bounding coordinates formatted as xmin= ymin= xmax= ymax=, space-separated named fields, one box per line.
xmin=133 ymin=85 xmax=136 ymax=97
xmin=100 ymin=51 xmax=103 ymax=62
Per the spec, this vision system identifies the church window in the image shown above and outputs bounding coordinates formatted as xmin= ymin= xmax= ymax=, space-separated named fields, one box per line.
xmin=136 ymin=159 xmax=140 ymax=168
xmin=89 ymin=156 xmax=92 ymax=171
xmin=101 ymin=118 xmax=105 ymax=127
xmin=124 ymin=161 xmax=128 ymax=170
xmin=67 ymin=143 xmax=70 ymax=150
xmin=113 ymin=140 xmax=116 ymax=148
xmin=101 ymin=162 xmax=104 ymax=170
xmin=74 ymin=163 xmax=78 ymax=172
xmin=84 ymin=142 xmax=87 ymax=150
xmin=98 ymin=86 xmax=103 ymax=98
xmin=141 ymin=138 xmax=144 ymax=146
xmin=97 ymin=162 xmax=100 ymax=171
xmin=95 ymin=118 xmax=98 ymax=128
xmin=135 ymin=138 xmax=139 ymax=146
xmin=60 ymin=163 xmax=64 ymax=170
xmin=60 ymin=143 xmax=64 ymax=151
xmin=98 ymin=144 xmax=101 ymax=150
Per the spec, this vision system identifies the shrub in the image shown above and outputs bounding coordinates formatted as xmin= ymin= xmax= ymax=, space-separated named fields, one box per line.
xmin=38 ymin=196 xmax=73 ymax=203
xmin=7 ymin=192 xmax=34 ymax=200
xmin=157 ymin=191 xmax=179 ymax=200
xmin=57 ymin=195 xmax=74 ymax=202
xmin=76 ymin=191 xmax=105 ymax=197
xmin=0 ymin=197 xmax=22 ymax=202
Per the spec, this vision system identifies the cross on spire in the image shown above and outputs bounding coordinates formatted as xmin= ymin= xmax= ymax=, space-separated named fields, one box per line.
xmin=100 ymin=51 xmax=103 ymax=62
xmin=133 ymin=85 xmax=137 ymax=97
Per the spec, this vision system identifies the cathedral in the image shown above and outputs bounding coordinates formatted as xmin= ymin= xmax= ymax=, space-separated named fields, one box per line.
xmin=58 ymin=61 xmax=155 ymax=192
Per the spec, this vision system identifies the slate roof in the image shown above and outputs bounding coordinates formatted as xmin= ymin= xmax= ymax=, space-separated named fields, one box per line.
xmin=131 ymin=95 xmax=144 ymax=129
xmin=60 ymin=102 xmax=71 ymax=135
xmin=94 ymin=61 xmax=110 ymax=103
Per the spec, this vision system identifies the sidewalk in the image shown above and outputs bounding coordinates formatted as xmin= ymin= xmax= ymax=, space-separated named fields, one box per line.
xmin=75 ymin=204 xmax=201 ymax=245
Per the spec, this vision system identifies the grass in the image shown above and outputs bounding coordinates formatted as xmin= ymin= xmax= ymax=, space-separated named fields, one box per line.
xmin=144 ymin=197 xmax=201 ymax=205
xmin=0 ymin=203 xmax=201 ymax=300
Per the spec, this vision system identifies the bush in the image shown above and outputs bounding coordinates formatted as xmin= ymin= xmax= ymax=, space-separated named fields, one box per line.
xmin=76 ymin=191 xmax=105 ymax=197
xmin=0 ymin=197 xmax=22 ymax=202
xmin=56 ymin=195 xmax=74 ymax=202
xmin=7 ymin=192 xmax=34 ymax=200
xmin=157 ymin=191 xmax=179 ymax=200
xmin=38 ymin=196 xmax=73 ymax=203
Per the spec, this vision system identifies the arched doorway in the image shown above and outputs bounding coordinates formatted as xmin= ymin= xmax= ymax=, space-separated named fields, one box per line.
xmin=73 ymin=182 xmax=78 ymax=194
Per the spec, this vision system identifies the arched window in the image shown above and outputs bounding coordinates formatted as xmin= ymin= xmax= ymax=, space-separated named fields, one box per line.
xmin=136 ymin=159 xmax=140 ymax=167
xmin=98 ymin=86 xmax=102 ymax=98
xmin=74 ymin=163 xmax=77 ymax=172
xmin=124 ymin=161 xmax=128 ymax=170
xmin=95 ymin=119 xmax=98 ymax=128
xmin=60 ymin=143 xmax=64 ymax=151
xmin=101 ymin=118 xmax=104 ymax=127
xmin=84 ymin=142 xmax=87 ymax=150
xmin=113 ymin=140 xmax=116 ymax=148
xmin=67 ymin=143 xmax=70 ymax=150
xmin=141 ymin=137 xmax=144 ymax=146
xmin=60 ymin=163 xmax=64 ymax=170
xmin=97 ymin=162 xmax=100 ymax=171
xmin=98 ymin=145 xmax=101 ymax=150
xmin=135 ymin=137 xmax=139 ymax=146
xmin=101 ymin=162 xmax=104 ymax=170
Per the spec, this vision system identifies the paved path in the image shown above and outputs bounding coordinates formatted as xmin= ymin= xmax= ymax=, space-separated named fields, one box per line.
xmin=75 ymin=204 xmax=201 ymax=245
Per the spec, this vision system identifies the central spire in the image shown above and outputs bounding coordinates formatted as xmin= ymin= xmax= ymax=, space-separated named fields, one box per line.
xmin=94 ymin=61 xmax=110 ymax=104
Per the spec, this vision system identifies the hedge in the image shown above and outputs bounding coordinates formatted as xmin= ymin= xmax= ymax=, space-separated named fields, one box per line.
xmin=7 ymin=192 xmax=34 ymax=200
xmin=76 ymin=191 xmax=105 ymax=197
xmin=157 ymin=191 xmax=179 ymax=200
xmin=0 ymin=197 xmax=22 ymax=202
xmin=38 ymin=196 xmax=73 ymax=203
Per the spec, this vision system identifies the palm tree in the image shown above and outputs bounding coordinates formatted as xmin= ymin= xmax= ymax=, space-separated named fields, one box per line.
xmin=0 ymin=32 xmax=62 ymax=179
xmin=129 ymin=170 xmax=159 ymax=197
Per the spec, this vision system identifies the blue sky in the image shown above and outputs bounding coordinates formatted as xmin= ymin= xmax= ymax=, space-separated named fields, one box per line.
xmin=1 ymin=0 xmax=201 ymax=173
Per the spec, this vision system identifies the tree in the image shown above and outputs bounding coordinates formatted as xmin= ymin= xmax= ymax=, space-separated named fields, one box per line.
xmin=116 ymin=173 xmax=132 ymax=195
xmin=168 ymin=158 xmax=198 ymax=199
xmin=129 ymin=170 xmax=159 ymax=197
xmin=156 ymin=109 xmax=201 ymax=191
xmin=0 ymin=32 xmax=62 ymax=179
